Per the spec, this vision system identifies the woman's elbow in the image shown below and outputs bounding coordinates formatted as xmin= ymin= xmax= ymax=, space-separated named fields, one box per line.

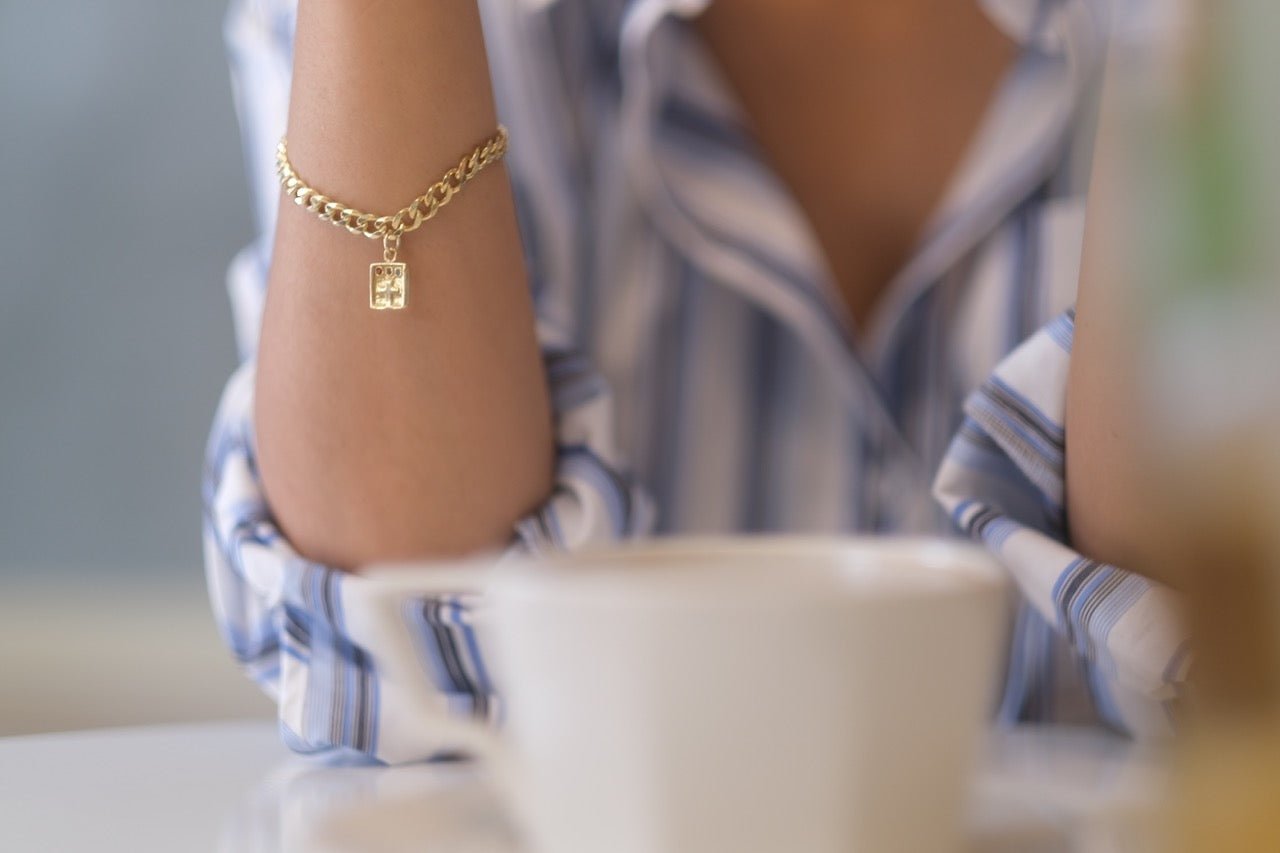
xmin=253 ymin=387 xmax=555 ymax=570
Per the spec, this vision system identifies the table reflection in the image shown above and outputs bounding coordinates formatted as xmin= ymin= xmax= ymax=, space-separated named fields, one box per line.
xmin=217 ymin=727 xmax=1166 ymax=853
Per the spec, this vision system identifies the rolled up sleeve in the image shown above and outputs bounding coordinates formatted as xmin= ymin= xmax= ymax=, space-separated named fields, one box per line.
xmin=933 ymin=309 xmax=1189 ymax=738
xmin=203 ymin=338 xmax=649 ymax=763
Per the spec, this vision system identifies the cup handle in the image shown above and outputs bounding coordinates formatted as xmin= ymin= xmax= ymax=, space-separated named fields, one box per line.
xmin=425 ymin=713 xmax=526 ymax=813
xmin=348 ymin=568 xmax=522 ymax=795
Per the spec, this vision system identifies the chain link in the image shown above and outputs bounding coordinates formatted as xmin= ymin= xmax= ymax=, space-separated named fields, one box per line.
xmin=275 ymin=126 xmax=509 ymax=251
xmin=382 ymin=230 xmax=401 ymax=263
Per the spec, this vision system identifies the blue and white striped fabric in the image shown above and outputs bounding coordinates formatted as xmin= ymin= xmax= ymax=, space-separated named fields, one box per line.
xmin=933 ymin=310 xmax=1188 ymax=735
xmin=204 ymin=0 xmax=1186 ymax=763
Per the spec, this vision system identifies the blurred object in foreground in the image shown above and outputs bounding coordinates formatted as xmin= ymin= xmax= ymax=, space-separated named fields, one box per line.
xmin=1104 ymin=1 xmax=1280 ymax=849
xmin=1132 ymin=0 xmax=1280 ymax=719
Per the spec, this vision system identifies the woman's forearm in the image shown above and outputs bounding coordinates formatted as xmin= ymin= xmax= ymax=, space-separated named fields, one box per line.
xmin=255 ymin=0 xmax=553 ymax=568
xmin=1065 ymin=43 xmax=1169 ymax=584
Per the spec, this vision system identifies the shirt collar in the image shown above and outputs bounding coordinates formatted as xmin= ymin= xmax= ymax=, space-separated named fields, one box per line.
xmin=530 ymin=0 xmax=1106 ymax=382
xmin=869 ymin=0 xmax=1108 ymax=356
xmin=522 ymin=0 xmax=1100 ymax=50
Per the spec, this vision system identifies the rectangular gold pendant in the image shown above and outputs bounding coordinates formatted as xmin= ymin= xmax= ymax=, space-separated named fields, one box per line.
xmin=369 ymin=262 xmax=408 ymax=310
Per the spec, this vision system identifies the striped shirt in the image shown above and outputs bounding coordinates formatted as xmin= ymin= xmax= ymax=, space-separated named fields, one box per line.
xmin=205 ymin=0 xmax=1186 ymax=763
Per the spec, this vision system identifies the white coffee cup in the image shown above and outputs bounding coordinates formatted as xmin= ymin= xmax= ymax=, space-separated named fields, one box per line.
xmin=426 ymin=536 xmax=1010 ymax=853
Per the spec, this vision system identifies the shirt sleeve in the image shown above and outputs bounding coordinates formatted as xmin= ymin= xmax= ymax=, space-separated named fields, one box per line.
xmin=933 ymin=309 xmax=1190 ymax=738
xmin=205 ymin=0 xmax=650 ymax=764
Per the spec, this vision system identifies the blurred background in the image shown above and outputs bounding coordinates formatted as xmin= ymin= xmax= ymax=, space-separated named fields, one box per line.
xmin=1 ymin=2 xmax=269 ymax=733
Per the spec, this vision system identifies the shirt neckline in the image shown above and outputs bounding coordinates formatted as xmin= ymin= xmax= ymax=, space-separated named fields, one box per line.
xmin=612 ymin=0 xmax=1102 ymax=356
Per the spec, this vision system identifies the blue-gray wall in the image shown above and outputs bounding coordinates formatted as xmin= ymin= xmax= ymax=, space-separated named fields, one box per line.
xmin=1 ymin=3 xmax=269 ymax=732
xmin=1 ymin=2 xmax=248 ymax=576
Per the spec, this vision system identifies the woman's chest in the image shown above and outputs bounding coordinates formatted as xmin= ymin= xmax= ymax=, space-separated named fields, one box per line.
xmin=565 ymin=190 xmax=1084 ymax=534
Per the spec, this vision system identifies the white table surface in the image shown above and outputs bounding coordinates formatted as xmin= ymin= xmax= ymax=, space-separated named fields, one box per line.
xmin=0 ymin=722 xmax=1167 ymax=853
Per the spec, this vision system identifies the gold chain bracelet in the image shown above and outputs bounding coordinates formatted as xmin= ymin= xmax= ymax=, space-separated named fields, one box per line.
xmin=275 ymin=125 xmax=509 ymax=310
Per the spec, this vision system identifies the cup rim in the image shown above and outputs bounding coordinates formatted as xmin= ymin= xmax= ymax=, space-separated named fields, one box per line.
xmin=356 ymin=535 xmax=1007 ymax=605
xmin=491 ymin=535 xmax=1007 ymax=606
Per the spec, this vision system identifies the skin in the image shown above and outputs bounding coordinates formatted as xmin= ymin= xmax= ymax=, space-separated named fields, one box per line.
xmin=1064 ymin=42 xmax=1171 ymax=583
xmin=262 ymin=1 xmax=1123 ymax=571
xmin=1063 ymin=85 xmax=1153 ymax=578
xmin=256 ymin=0 xmax=553 ymax=568
xmin=695 ymin=2 xmax=1017 ymax=328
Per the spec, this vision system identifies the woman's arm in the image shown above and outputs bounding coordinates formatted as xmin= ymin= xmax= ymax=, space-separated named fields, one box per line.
xmin=1065 ymin=43 xmax=1168 ymax=584
xmin=255 ymin=0 xmax=553 ymax=568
